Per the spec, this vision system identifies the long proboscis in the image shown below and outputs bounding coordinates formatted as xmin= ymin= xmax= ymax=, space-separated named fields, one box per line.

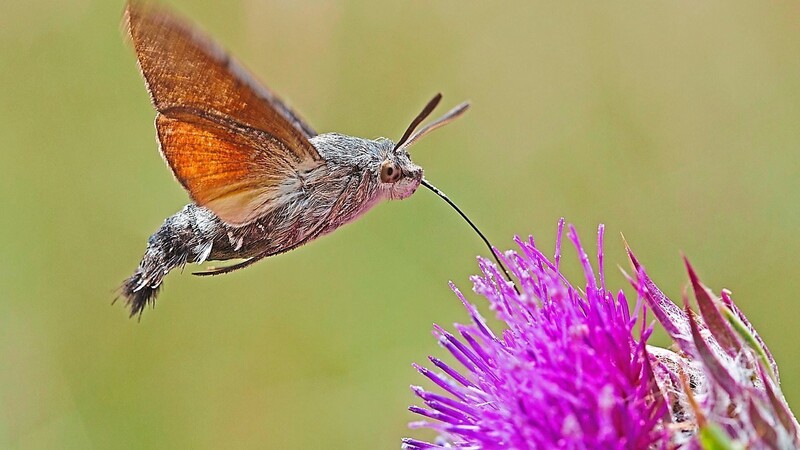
xmin=421 ymin=179 xmax=517 ymax=291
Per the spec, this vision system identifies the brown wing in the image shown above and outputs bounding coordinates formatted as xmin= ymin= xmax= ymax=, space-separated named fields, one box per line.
xmin=125 ymin=2 xmax=323 ymax=225
xmin=125 ymin=1 xmax=319 ymax=142
xmin=156 ymin=110 xmax=317 ymax=226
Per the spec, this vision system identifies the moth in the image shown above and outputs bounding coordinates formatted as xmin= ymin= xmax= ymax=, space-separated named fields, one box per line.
xmin=120 ymin=2 xmax=511 ymax=317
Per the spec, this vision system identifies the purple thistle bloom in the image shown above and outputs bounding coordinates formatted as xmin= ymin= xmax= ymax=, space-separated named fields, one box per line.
xmin=405 ymin=221 xmax=800 ymax=449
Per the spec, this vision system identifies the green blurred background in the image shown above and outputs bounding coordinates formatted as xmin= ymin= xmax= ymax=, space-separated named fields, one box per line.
xmin=2 ymin=1 xmax=800 ymax=448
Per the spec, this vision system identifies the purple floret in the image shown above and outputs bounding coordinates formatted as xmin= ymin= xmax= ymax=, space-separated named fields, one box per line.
xmin=407 ymin=221 xmax=667 ymax=449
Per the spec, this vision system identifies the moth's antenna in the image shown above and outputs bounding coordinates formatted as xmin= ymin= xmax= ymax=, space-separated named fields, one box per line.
xmin=399 ymin=102 xmax=470 ymax=151
xmin=394 ymin=94 xmax=442 ymax=151
xmin=421 ymin=179 xmax=518 ymax=291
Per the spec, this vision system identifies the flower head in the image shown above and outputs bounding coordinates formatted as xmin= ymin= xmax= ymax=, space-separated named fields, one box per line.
xmin=405 ymin=221 xmax=799 ymax=449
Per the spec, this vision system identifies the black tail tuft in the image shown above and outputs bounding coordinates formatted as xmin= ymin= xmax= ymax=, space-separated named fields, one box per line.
xmin=119 ymin=269 xmax=162 ymax=319
xmin=117 ymin=204 xmax=215 ymax=318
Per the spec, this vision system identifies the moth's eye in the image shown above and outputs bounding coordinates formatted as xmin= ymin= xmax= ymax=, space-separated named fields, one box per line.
xmin=380 ymin=161 xmax=401 ymax=183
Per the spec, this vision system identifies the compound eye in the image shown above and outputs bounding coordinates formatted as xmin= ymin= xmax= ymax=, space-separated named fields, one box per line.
xmin=380 ymin=161 xmax=402 ymax=183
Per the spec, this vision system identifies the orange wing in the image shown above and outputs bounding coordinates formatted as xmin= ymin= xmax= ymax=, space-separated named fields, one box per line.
xmin=156 ymin=111 xmax=317 ymax=226
xmin=125 ymin=2 xmax=322 ymax=225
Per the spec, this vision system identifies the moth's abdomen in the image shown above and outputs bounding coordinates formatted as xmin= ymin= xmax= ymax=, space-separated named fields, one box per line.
xmin=120 ymin=204 xmax=221 ymax=317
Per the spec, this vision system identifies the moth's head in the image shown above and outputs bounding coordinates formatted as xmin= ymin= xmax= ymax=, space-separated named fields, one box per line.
xmin=377 ymin=142 xmax=423 ymax=200
xmin=379 ymin=93 xmax=469 ymax=201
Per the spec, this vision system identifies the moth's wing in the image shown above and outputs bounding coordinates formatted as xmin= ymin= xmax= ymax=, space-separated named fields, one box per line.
xmin=124 ymin=1 xmax=319 ymax=143
xmin=156 ymin=111 xmax=319 ymax=226
xmin=125 ymin=2 xmax=323 ymax=225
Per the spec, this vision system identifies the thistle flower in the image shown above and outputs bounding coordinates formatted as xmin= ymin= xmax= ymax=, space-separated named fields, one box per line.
xmin=404 ymin=220 xmax=799 ymax=449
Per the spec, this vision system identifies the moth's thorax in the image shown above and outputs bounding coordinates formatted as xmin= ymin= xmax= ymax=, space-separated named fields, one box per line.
xmin=310 ymin=132 xmax=423 ymax=201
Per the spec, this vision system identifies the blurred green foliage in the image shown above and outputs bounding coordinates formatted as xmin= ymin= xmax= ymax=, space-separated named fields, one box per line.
xmin=2 ymin=1 xmax=800 ymax=448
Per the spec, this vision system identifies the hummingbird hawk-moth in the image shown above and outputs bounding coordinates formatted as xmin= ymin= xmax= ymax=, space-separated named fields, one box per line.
xmin=120 ymin=2 xmax=512 ymax=317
